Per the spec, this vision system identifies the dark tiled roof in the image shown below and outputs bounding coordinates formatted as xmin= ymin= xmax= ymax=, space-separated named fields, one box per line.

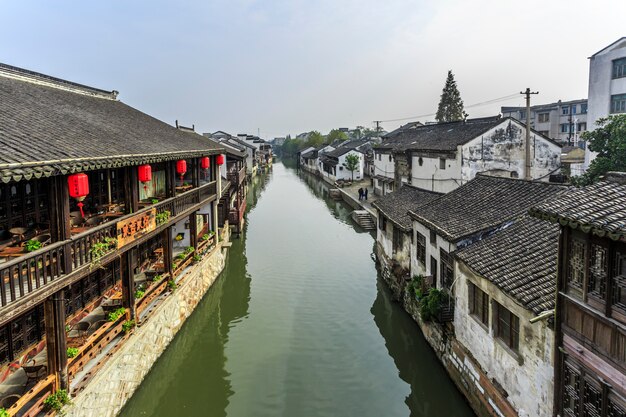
xmin=0 ymin=65 xmax=222 ymax=182
xmin=409 ymin=174 xmax=567 ymax=241
xmin=301 ymin=149 xmax=318 ymax=159
xmin=372 ymin=185 xmax=442 ymax=231
xmin=379 ymin=116 xmax=504 ymax=152
xmin=530 ymin=173 xmax=626 ymax=240
xmin=325 ymin=147 xmax=357 ymax=158
xmin=455 ymin=216 xmax=559 ymax=315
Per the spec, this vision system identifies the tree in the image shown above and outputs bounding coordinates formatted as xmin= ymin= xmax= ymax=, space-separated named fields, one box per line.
xmin=305 ymin=131 xmax=325 ymax=148
xmin=344 ymin=153 xmax=360 ymax=181
xmin=327 ymin=129 xmax=348 ymax=143
xmin=435 ymin=70 xmax=466 ymax=123
xmin=571 ymin=114 xmax=626 ymax=186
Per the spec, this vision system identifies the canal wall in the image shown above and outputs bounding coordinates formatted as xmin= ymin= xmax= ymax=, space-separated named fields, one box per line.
xmin=374 ymin=243 xmax=519 ymax=417
xmin=64 ymin=238 xmax=229 ymax=417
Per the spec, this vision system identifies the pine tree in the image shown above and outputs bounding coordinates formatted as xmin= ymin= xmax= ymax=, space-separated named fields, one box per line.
xmin=435 ymin=70 xmax=466 ymax=123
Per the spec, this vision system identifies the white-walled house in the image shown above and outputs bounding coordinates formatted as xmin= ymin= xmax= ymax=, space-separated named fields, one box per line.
xmin=372 ymin=185 xmax=441 ymax=296
xmin=300 ymin=148 xmax=318 ymax=174
xmin=408 ymin=175 xmax=565 ymax=291
xmin=372 ymin=150 xmax=396 ymax=196
xmin=585 ymin=37 xmax=626 ymax=170
xmin=376 ymin=116 xmax=562 ymax=194
xmin=320 ymin=148 xmax=364 ymax=182
xmin=454 ymin=216 xmax=559 ymax=417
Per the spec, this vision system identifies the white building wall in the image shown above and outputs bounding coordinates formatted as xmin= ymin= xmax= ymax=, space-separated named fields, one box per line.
xmin=373 ymin=150 xmax=395 ymax=179
xmin=410 ymin=220 xmax=455 ymax=284
xmin=336 ymin=150 xmax=364 ymax=181
xmin=454 ymin=262 xmax=555 ymax=417
xmin=461 ymin=121 xmax=561 ymax=183
xmin=410 ymin=153 xmax=462 ymax=193
xmin=586 ymin=39 xmax=626 ymax=169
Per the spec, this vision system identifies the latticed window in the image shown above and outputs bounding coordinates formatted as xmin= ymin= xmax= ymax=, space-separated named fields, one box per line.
xmin=583 ymin=378 xmax=603 ymax=417
xmin=415 ymin=232 xmax=426 ymax=266
xmin=588 ymin=243 xmax=608 ymax=301
xmin=493 ymin=301 xmax=519 ymax=351
xmin=613 ymin=57 xmax=626 ymax=79
xmin=440 ymin=249 xmax=454 ymax=289
xmin=613 ymin=250 xmax=626 ymax=316
xmin=563 ymin=362 xmax=581 ymax=417
xmin=567 ymin=237 xmax=586 ymax=297
xmin=468 ymin=282 xmax=489 ymax=326
xmin=608 ymin=393 xmax=626 ymax=417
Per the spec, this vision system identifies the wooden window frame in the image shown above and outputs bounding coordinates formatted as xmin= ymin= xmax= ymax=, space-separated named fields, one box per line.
xmin=468 ymin=282 xmax=489 ymax=328
xmin=440 ymin=248 xmax=454 ymax=289
xmin=415 ymin=232 xmax=426 ymax=267
xmin=492 ymin=301 xmax=520 ymax=352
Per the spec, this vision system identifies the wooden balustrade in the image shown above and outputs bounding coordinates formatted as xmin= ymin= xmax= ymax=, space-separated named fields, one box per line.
xmin=227 ymin=167 xmax=246 ymax=186
xmin=0 ymin=181 xmax=217 ymax=310
xmin=7 ymin=373 xmax=56 ymax=417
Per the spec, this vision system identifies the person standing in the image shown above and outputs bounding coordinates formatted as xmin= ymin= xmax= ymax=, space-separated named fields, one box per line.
xmin=364 ymin=188 xmax=368 ymax=200
xmin=358 ymin=187 xmax=363 ymax=201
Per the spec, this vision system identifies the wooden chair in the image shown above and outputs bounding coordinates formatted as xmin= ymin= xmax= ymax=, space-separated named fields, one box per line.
xmin=22 ymin=364 xmax=47 ymax=385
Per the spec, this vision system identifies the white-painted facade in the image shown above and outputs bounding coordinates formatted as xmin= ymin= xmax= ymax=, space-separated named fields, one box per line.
xmin=335 ymin=150 xmax=364 ymax=181
xmin=376 ymin=217 xmax=411 ymax=272
xmin=410 ymin=119 xmax=561 ymax=194
xmin=585 ymin=37 xmax=626 ymax=170
xmin=454 ymin=261 xmax=555 ymax=417
xmin=373 ymin=150 xmax=395 ymax=196
xmin=410 ymin=220 xmax=455 ymax=286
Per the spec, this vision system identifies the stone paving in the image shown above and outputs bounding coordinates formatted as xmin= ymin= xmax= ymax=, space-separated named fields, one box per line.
xmin=336 ymin=176 xmax=379 ymax=215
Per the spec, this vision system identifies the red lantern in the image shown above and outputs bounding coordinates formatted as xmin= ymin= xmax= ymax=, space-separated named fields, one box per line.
xmin=138 ymin=164 xmax=152 ymax=192
xmin=200 ymin=156 xmax=210 ymax=170
xmin=217 ymin=155 xmax=225 ymax=166
xmin=68 ymin=173 xmax=89 ymax=218
xmin=176 ymin=160 xmax=187 ymax=181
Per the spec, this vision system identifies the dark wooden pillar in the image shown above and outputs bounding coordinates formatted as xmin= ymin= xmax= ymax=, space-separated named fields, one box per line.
xmin=49 ymin=176 xmax=71 ymax=242
xmin=45 ymin=290 xmax=68 ymax=390
xmin=121 ymin=249 xmax=136 ymax=320
xmin=163 ymin=228 xmax=173 ymax=279
xmin=124 ymin=167 xmax=139 ymax=214
xmin=192 ymin=158 xmax=199 ymax=188
xmin=166 ymin=161 xmax=176 ymax=198
xmin=189 ymin=212 xmax=198 ymax=250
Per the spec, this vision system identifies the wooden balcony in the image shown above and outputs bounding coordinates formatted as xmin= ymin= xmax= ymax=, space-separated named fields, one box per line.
xmin=228 ymin=200 xmax=246 ymax=225
xmin=227 ymin=167 xmax=246 ymax=186
xmin=0 ymin=181 xmax=217 ymax=321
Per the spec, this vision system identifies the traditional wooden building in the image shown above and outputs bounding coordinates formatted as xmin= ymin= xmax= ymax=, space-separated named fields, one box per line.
xmin=531 ymin=172 xmax=626 ymax=417
xmin=0 ymin=63 xmax=225 ymax=415
xmin=218 ymin=144 xmax=248 ymax=235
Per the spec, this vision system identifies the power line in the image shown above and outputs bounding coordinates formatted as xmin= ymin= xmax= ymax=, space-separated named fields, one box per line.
xmin=377 ymin=93 xmax=522 ymax=123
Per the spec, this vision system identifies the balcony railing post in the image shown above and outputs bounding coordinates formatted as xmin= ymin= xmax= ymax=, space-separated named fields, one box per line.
xmin=45 ymin=289 xmax=68 ymax=390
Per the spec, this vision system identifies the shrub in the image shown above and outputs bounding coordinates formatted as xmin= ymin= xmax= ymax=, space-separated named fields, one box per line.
xmin=134 ymin=289 xmax=145 ymax=299
xmin=151 ymin=198 xmax=159 ymax=204
xmin=193 ymin=254 xmax=201 ymax=262
xmin=25 ymin=239 xmax=42 ymax=252
xmin=107 ymin=307 xmax=126 ymax=322
xmin=43 ymin=389 xmax=71 ymax=411
xmin=67 ymin=347 xmax=79 ymax=358
xmin=419 ymin=288 xmax=447 ymax=322
xmin=0 ymin=408 xmax=9 ymax=417
xmin=167 ymin=279 xmax=177 ymax=291
xmin=155 ymin=210 xmax=171 ymax=225
xmin=122 ymin=320 xmax=136 ymax=333
xmin=184 ymin=246 xmax=194 ymax=254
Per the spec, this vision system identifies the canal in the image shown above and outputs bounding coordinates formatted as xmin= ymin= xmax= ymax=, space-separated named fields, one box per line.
xmin=119 ymin=161 xmax=474 ymax=417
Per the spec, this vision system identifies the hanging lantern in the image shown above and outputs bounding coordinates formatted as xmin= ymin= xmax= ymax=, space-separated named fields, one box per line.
xmin=68 ymin=173 xmax=89 ymax=218
xmin=217 ymin=155 xmax=225 ymax=166
xmin=176 ymin=160 xmax=187 ymax=181
xmin=138 ymin=164 xmax=152 ymax=192
xmin=200 ymin=156 xmax=210 ymax=170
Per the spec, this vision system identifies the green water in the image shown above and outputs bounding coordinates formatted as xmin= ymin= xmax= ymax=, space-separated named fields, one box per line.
xmin=119 ymin=161 xmax=474 ymax=417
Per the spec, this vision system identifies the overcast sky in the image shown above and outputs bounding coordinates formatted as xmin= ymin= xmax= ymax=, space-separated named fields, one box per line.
xmin=2 ymin=0 xmax=625 ymax=137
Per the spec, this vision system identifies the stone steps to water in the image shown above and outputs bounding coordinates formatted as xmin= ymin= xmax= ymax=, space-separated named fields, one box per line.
xmin=351 ymin=210 xmax=376 ymax=230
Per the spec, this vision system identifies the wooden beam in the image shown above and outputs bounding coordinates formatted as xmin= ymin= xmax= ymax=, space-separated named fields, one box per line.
xmin=190 ymin=212 xmax=198 ymax=251
xmin=121 ymin=249 xmax=136 ymax=320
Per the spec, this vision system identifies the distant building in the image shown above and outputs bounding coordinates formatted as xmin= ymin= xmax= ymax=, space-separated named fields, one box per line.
xmin=585 ymin=37 xmax=626 ymax=170
xmin=501 ymin=99 xmax=588 ymax=145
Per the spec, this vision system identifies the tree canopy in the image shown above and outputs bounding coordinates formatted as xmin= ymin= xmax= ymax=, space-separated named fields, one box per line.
xmin=344 ymin=153 xmax=360 ymax=181
xmin=435 ymin=70 xmax=466 ymax=123
xmin=572 ymin=114 xmax=626 ymax=186
xmin=327 ymin=129 xmax=348 ymax=143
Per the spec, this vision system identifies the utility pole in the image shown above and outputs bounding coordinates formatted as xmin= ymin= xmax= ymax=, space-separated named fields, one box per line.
xmin=373 ymin=120 xmax=382 ymax=134
xmin=520 ymin=88 xmax=538 ymax=180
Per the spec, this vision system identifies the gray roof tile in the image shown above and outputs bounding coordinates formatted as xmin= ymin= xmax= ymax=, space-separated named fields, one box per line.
xmin=372 ymin=185 xmax=442 ymax=231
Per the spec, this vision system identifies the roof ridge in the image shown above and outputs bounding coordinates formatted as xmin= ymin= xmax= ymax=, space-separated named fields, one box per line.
xmin=0 ymin=63 xmax=118 ymax=100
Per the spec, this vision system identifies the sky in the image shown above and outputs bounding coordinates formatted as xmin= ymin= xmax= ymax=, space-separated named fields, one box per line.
xmin=1 ymin=0 xmax=625 ymax=138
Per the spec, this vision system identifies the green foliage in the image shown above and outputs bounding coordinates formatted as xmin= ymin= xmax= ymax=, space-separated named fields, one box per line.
xmin=90 ymin=237 xmax=117 ymax=262
xmin=134 ymin=289 xmax=145 ymax=299
xmin=201 ymin=233 xmax=211 ymax=241
xmin=175 ymin=253 xmax=186 ymax=260
xmin=407 ymin=275 xmax=424 ymax=299
xmin=193 ymin=254 xmax=201 ymax=262
xmin=418 ymin=288 xmax=448 ymax=322
xmin=43 ymin=389 xmax=71 ymax=412
xmin=107 ymin=307 xmax=126 ymax=322
xmin=25 ymin=239 xmax=42 ymax=252
xmin=0 ymin=407 xmax=9 ymax=417
xmin=435 ymin=70 xmax=466 ymax=123
xmin=122 ymin=320 xmax=136 ymax=333
xmin=67 ymin=347 xmax=79 ymax=358
xmin=571 ymin=114 xmax=626 ymax=186
xmin=305 ymin=131 xmax=325 ymax=148
xmin=344 ymin=154 xmax=360 ymax=181
xmin=327 ymin=129 xmax=348 ymax=143
xmin=167 ymin=279 xmax=177 ymax=291
xmin=184 ymin=246 xmax=195 ymax=254
xmin=151 ymin=198 xmax=159 ymax=204
xmin=155 ymin=210 xmax=171 ymax=225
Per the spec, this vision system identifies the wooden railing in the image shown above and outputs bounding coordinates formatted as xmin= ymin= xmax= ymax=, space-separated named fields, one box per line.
xmin=0 ymin=181 xmax=217 ymax=310
xmin=227 ymin=167 xmax=246 ymax=186
xmin=7 ymin=373 xmax=56 ymax=417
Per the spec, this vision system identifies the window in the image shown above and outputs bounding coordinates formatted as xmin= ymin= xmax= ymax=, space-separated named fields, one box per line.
xmin=392 ymin=227 xmax=402 ymax=253
xmin=538 ymin=113 xmax=550 ymax=123
xmin=378 ymin=213 xmax=387 ymax=231
xmin=429 ymin=230 xmax=437 ymax=245
xmin=562 ymin=361 xmax=581 ymax=416
xmin=581 ymin=103 xmax=588 ymax=114
xmin=339 ymin=166 xmax=343 ymax=171
xmin=468 ymin=282 xmax=489 ymax=326
xmin=561 ymin=124 xmax=572 ymax=133
xmin=389 ymin=155 xmax=392 ymax=162
xmin=563 ymin=107 xmax=570 ymax=115
xmin=571 ymin=105 xmax=577 ymax=114
xmin=439 ymin=158 xmax=446 ymax=170
xmin=612 ymin=248 xmax=626 ymax=316
xmin=519 ymin=111 xmax=526 ymax=120
xmin=578 ymin=123 xmax=587 ymax=132
xmin=613 ymin=57 xmax=626 ymax=79
xmin=493 ymin=301 xmax=519 ymax=351
xmin=416 ymin=232 xmax=426 ymax=266
xmin=418 ymin=157 xmax=423 ymax=166
xmin=611 ymin=94 xmax=626 ymax=114
xmin=440 ymin=249 xmax=454 ymax=289
xmin=566 ymin=236 xmax=586 ymax=298
xmin=378 ymin=154 xmax=381 ymax=161
xmin=587 ymin=243 xmax=608 ymax=303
